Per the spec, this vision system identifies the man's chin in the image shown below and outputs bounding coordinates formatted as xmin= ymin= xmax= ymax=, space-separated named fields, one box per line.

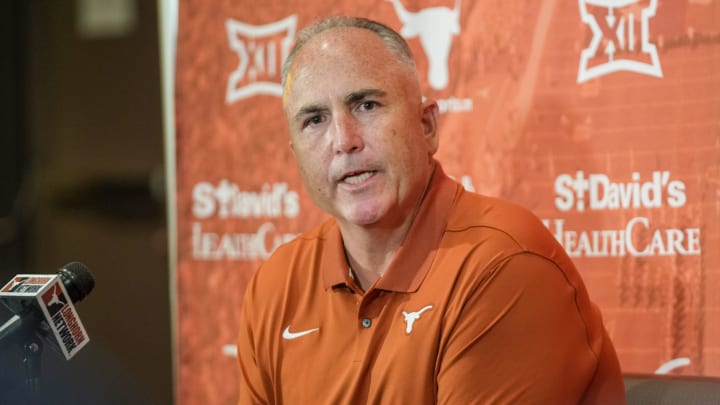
xmin=338 ymin=205 xmax=384 ymax=227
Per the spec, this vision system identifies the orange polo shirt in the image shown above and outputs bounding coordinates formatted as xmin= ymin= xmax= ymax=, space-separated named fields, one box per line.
xmin=237 ymin=164 xmax=626 ymax=404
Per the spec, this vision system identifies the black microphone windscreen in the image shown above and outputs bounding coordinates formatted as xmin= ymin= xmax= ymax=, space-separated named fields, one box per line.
xmin=57 ymin=262 xmax=95 ymax=303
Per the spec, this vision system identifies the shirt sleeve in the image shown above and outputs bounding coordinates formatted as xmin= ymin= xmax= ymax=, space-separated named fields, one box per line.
xmin=436 ymin=252 xmax=626 ymax=404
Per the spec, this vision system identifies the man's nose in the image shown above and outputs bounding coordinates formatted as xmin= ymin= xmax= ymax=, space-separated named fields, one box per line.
xmin=331 ymin=112 xmax=364 ymax=154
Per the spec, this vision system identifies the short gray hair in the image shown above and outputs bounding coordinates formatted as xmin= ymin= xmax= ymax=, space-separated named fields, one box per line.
xmin=281 ymin=16 xmax=417 ymax=90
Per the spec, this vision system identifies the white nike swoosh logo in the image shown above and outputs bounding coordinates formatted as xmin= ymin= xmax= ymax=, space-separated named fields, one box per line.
xmin=282 ymin=326 xmax=319 ymax=340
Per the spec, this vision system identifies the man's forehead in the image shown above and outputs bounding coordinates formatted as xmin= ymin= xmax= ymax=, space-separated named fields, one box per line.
xmin=282 ymin=25 xmax=420 ymax=117
xmin=283 ymin=29 xmax=390 ymax=107
xmin=289 ymin=27 xmax=394 ymax=77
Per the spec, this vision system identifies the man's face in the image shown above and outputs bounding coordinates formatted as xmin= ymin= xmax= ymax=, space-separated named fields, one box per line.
xmin=283 ymin=27 xmax=438 ymax=230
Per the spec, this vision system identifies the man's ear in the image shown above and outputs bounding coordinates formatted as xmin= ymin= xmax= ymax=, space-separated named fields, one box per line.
xmin=421 ymin=99 xmax=439 ymax=154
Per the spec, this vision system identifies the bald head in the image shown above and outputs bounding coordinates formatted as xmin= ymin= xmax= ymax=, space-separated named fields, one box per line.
xmin=282 ymin=26 xmax=427 ymax=133
xmin=281 ymin=16 xmax=418 ymax=96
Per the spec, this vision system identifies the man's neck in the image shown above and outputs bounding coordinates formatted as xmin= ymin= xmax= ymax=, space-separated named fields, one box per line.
xmin=339 ymin=164 xmax=436 ymax=291
xmin=340 ymin=219 xmax=411 ymax=291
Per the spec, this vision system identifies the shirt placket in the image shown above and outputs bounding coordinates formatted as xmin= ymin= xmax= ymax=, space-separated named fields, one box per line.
xmin=354 ymin=289 xmax=389 ymax=362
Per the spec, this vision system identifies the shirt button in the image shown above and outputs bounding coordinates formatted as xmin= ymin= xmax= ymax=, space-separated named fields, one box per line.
xmin=361 ymin=318 xmax=372 ymax=328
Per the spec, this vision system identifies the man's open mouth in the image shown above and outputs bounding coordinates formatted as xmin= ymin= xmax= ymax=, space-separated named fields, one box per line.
xmin=342 ymin=171 xmax=374 ymax=185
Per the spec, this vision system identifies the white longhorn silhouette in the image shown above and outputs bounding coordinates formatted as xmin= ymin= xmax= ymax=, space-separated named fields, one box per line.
xmin=386 ymin=0 xmax=461 ymax=90
xmin=48 ymin=285 xmax=64 ymax=306
xmin=402 ymin=305 xmax=433 ymax=333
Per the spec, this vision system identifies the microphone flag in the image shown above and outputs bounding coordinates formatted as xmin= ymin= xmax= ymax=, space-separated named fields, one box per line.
xmin=0 ymin=274 xmax=90 ymax=360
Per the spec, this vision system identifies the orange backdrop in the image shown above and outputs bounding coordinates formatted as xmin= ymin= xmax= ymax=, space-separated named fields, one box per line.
xmin=173 ymin=0 xmax=720 ymax=403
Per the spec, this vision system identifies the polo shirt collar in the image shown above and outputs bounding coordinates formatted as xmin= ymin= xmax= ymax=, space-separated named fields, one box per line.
xmin=322 ymin=162 xmax=458 ymax=293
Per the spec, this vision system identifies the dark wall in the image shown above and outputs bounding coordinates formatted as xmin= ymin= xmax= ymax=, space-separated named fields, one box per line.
xmin=0 ymin=0 xmax=29 ymax=276
xmin=1 ymin=1 xmax=172 ymax=404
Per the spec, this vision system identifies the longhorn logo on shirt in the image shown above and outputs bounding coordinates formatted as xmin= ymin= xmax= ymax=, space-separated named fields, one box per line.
xmin=577 ymin=0 xmax=662 ymax=83
xmin=386 ymin=0 xmax=461 ymax=90
xmin=402 ymin=305 xmax=433 ymax=334
xmin=225 ymin=15 xmax=298 ymax=102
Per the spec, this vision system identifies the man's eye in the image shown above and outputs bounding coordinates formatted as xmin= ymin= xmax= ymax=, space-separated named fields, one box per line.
xmin=302 ymin=115 xmax=324 ymax=129
xmin=358 ymin=101 xmax=379 ymax=111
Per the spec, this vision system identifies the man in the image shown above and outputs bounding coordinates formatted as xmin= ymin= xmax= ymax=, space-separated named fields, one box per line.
xmin=237 ymin=16 xmax=626 ymax=404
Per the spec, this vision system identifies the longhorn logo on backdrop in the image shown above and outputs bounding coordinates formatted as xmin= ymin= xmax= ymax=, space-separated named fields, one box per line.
xmin=577 ymin=0 xmax=662 ymax=83
xmin=386 ymin=0 xmax=461 ymax=90
xmin=386 ymin=0 xmax=472 ymax=113
xmin=225 ymin=15 xmax=297 ymax=103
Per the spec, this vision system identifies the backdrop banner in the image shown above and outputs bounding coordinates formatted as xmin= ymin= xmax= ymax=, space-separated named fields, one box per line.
xmin=173 ymin=0 xmax=720 ymax=402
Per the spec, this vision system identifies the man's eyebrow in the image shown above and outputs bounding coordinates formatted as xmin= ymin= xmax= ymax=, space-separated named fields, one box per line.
xmin=294 ymin=104 xmax=326 ymax=123
xmin=344 ymin=89 xmax=386 ymax=104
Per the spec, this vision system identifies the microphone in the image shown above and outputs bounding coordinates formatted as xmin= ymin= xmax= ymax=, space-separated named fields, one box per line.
xmin=0 ymin=262 xmax=95 ymax=360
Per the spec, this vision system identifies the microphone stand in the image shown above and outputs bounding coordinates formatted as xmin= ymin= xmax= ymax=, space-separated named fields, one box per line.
xmin=23 ymin=335 xmax=43 ymax=393
xmin=0 ymin=314 xmax=44 ymax=398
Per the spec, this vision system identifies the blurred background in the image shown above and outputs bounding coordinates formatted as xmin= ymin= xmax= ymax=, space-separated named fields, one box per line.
xmin=0 ymin=0 xmax=172 ymax=403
